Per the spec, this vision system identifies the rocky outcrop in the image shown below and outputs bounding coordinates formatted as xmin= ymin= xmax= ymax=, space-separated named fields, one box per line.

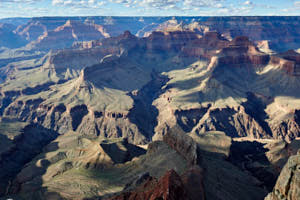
xmin=107 ymin=169 xmax=193 ymax=200
xmin=194 ymin=107 xmax=271 ymax=139
xmin=70 ymin=104 xmax=89 ymax=131
xmin=271 ymin=110 xmax=300 ymax=142
xmin=181 ymin=31 xmax=229 ymax=58
xmin=1 ymin=28 xmax=300 ymax=146
xmin=139 ymin=16 xmax=300 ymax=52
xmin=3 ymin=98 xmax=150 ymax=144
xmin=265 ymin=150 xmax=300 ymax=200
xmin=218 ymin=36 xmax=270 ymax=67
xmin=27 ymin=20 xmax=108 ymax=50
xmin=100 ymin=138 xmax=146 ymax=164
xmin=270 ymin=50 xmax=300 ymax=76
xmin=197 ymin=16 xmax=300 ymax=52
xmin=145 ymin=30 xmax=200 ymax=52
xmin=15 ymin=18 xmax=66 ymax=42
xmin=15 ymin=20 xmax=48 ymax=41
xmin=163 ymin=127 xmax=201 ymax=165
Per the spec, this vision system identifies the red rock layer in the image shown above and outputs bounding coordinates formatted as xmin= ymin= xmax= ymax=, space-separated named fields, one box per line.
xmin=218 ymin=36 xmax=270 ymax=67
xmin=107 ymin=170 xmax=192 ymax=200
xmin=182 ymin=31 xmax=229 ymax=58
xmin=146 ymin=31 xmax=200 ymax=52
xmin=270 ymin=50 xmax=300 ymax=76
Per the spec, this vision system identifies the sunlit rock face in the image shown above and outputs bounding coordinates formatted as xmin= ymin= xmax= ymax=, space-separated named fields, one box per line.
xmin=0 ymin=16 xmax=300 ymax=200
xmin=2 ymin=28 xmax=300 ymax=145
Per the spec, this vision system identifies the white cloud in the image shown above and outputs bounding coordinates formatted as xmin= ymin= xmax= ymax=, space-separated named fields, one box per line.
xmin=110 ymin=0 xmax=225 ymax=10
xmin=183 ymin=0 xmax=223 ymax=8
xmin=244 ymin=1 xmax=252 ymax=6
xmin=295 ymin=1 xmax=300 ymax=7
xmin=52 ymin=0 xmax=106 ymax=8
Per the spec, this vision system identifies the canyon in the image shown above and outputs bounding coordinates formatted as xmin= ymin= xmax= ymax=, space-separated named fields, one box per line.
xmin=0 ymin=16 xmax=299 ymax=200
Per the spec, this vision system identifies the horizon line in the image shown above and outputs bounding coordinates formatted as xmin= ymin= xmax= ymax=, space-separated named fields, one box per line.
xmin=1 ymin=15 xmax=300 ymax=20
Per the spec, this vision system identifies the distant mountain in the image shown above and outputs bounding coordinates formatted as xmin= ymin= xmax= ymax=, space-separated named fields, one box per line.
xmin=0 ymin=23 xmax=26 ymax=48
xmin=26 ymin=20 xmax=109 ymax=50
xmin=0 ymin=18 xmax=30 ymax=26
xmin=137 ymin=16 xmax=300 ymax=52
xmin=1 ymin=16 xmax=300 ymax=51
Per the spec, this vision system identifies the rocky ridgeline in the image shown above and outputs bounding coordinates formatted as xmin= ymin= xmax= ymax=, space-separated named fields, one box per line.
xmin=0 ymin=29 xmax=300 ymax=144
xmin=26 ymin=20 xmax=109 ymax=50
xmin=107 ymin=168 xmax=205 ymax=200
xmin=1 ymin=16 xmax=300 ymax=52
xmin=108 ymin=127 xmax=205 ymax=200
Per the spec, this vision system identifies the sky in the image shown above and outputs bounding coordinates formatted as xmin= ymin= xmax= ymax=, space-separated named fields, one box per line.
xmin=0 ymin=0 xmax=299 ymax=18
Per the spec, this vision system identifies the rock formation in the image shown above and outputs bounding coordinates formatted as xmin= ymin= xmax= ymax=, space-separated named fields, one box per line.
xmin=265 ymin=150 xmax=300 ymax=200
xmin=0 ymin=23 xmax=26 ymax=48
xmin=1 ymin=16 xmax=300 ymax=200
xmin=26 ymin=20 xmax=108 ymax=50
xmin=163 ymin=126 xmax=201 ymax=165
xmin=107 ymin=169 xmax=192 ymax=200
xmin=1 ymin=29 xmax=300 ymax=144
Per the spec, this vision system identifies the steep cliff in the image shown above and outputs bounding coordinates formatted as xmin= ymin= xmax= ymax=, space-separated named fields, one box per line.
xmin=26 ymin=20 xmax=109 ymax=50
xmin=1 ymin=30 xmax=300 ymax=145
xmin=153 ymin=34 xmax=300 ymax=141
xmin=0 ymin=23 xmax=26 ymax=48
xmin=265 ymin=150 xmax=300 ymax=200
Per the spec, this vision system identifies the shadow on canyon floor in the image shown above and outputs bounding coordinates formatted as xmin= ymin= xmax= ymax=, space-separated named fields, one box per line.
xmin=0 ymin=123 xmax=63 ymax=199
xmin=229 ymin=140 xmax=277 ymax=191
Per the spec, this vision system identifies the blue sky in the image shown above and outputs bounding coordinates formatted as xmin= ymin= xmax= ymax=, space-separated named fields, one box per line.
xmin=0 ymin=0 xmax=299 ymax=18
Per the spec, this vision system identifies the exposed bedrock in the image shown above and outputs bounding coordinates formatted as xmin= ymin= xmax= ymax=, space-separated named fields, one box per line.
xmin=265 ymin=150 xmax=300 ymax=200
xmin=163 ymin=126 xmax=201 ymax=166
xmin=1 ymin=31 xmax=300 ymax=145
xmin=108 ymin=128 xmax=205 ymax=200
xmin=128 ymin=72 xmax=169 ymax=140
xmin=70 ymin=104 xmax=88 ymax=131
xmin=271 ymin=112 xmax=300 ymax=142
xmin=3 ymin=97 xmax=158 ymax=144
xmin=270 ymin=50 xmax=300 ymax=76
xmin=194 ymin=107 xmax=270 ymax=138
xmin=107 ymin=169 xmax=194 ymax=200
xmin=154 ymin=104 xmax=274 ymax=141
xmin=156 ymin=103 xmax=300 ymax=142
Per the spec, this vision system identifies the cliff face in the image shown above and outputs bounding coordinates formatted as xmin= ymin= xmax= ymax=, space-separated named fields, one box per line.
xmin=270 ymin=50 xmax=300 ymax=76
xmin=15 ymin=21 xmax=48 ymax=41
xmin=4 ymin=16 xmax=299 ymax=51
xmin=142 ymin=16 xmax=300 ymax=52
xmin=26 ymin=20 xmax=108 ymax=50
xmin=152 ymin=34 xmax=300 ymax=141
xmin=1 ymin=16 xmax=300 ymax=200
xmin=15 ymin=18 xmax=67 ymax=42
xmin=201 ymin=17 xmax=300 ymax=51
xmin=108 ymin=169 xmax=193 ymax=200
xmin=0 ymin=23 xmax=26 ymax=48
xmin=218 ymin=36 xmax=270 ymax=67
xmin=1 ymin=29 xmax=300 ymax=144
xmin=265 ymin=151 xmax=300 ymax=200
